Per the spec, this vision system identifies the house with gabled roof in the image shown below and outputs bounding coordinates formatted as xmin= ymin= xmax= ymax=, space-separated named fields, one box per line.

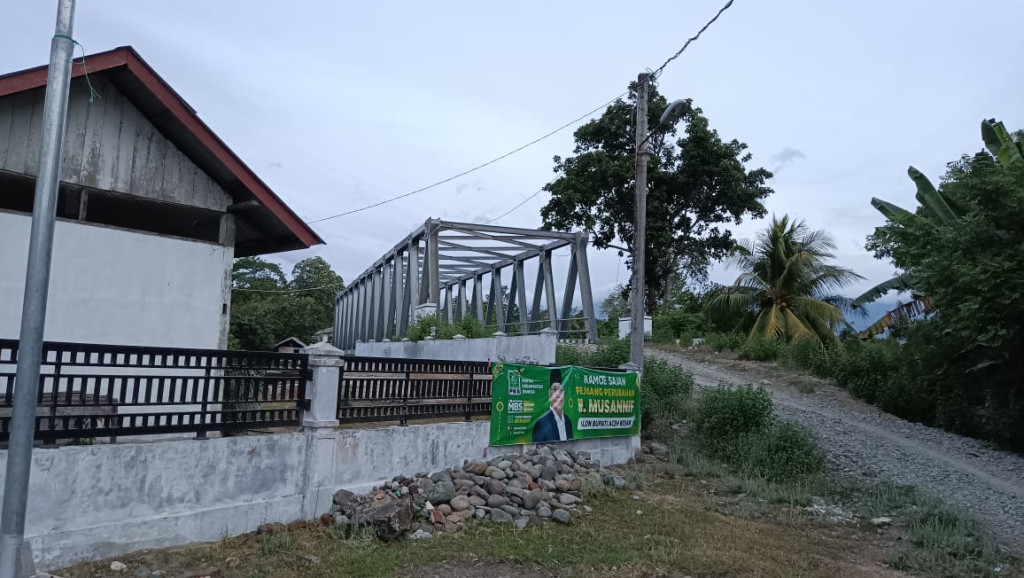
xmin=0 ymin=46 xmax=323 ymax=348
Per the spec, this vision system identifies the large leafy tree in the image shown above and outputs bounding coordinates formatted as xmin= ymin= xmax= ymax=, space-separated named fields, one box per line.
xmin=855 ymin=119 xmax=1023 ymax=337
xmin=540 ymin=81 xmax=773 ymax=313
xmin=229 ymin=256 xmax=344 ymax=350
xmin=706 ymin=215 xmax=862 ymax=345
xmin=866 ymin=141 xmax=1024 ymax=450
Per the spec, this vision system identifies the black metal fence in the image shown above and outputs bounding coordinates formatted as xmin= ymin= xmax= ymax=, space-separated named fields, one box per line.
xmin=0 ymin=340 xmax=308 ymax=443
xmin=338 ymin=356 xmax=492 ymax=425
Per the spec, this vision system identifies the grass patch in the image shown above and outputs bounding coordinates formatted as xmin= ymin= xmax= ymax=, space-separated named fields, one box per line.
xmin=59 ymin=484 xmax=900 ymax=578
xmin=838 ymin=481 xmax=1012 ymax=577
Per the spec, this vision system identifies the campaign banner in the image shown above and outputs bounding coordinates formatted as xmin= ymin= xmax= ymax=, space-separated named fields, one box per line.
xmin=489 ymin=362 xmax=641 ymax=446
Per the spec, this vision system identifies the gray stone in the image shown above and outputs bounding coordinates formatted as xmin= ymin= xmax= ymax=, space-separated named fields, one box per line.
xmin=486 ymin=478 xmax=507 ymax=496
xmin=552 ymin=509 xmax=572 ymax=524
xmin=470 ymin=485 xmax=490 ymax=500
xmin=528 ymin=465 xmax=543 ymax=480
xmin=430 ymin=470 xmax=452 ymax=483
xmin=554 ymin=479 xmax=571 ymax=492
xmin=487 ymin=494 xmax=509 ymax=508
xmin=506 ymin=486 xmax=525 ymax=500
xmin=408 ymin=528 xmax=433 ymax=540
xmin=512 ymin=460 xmax=526 ymax=472
xmin=486 ymin=466 xmax=508 ymax=480
xmin=134 ymin=567 xmax=152 ymax=578
xmin=333 ymin=513 xmax=351 ymax=526
xmin=474 ymin=508 xmax=487 ymax=519
xmin=450 ymin=496 xmax=471 ymax=511
xmin=497 ymin=460 xmax=513 ymax=469
xmin=454 ymin=479 xmax=475 ymax=491
xmin=871 ymin=517 xmax=893 ymax=527
xmin=576 ymin=451 xmax=591 ymax=462
xmin=473 ymin=475 xmax=488 ymax=486
xmin=537 ymin=502 xmax=553 ymax=518
xmin=523 ymin=490 xmax=542 ymax=510
xmin=500 ymin=504 xmax=521 ymax=516
xmin=465 ymin=461 xmax=489 ymax=475
xmin=332 ymin=489 xmax=360 ymax=516
xmin=451 ymin=471 xmax=474 ymax=481
xmin=515 ymin=516 xmax=530 ymax=530
xmin=539 ymin=446 xmax=553 ymax=457
xmin=490 ymin=509 xmax=514 ymax=523
xmin=368 ymin=499 xmax=413 ymax=542
xmin=540 ymin=479 xmax=557 ymax=492
xmin=417 ymin=478 xmax=435 ymax=496
xmin=427 ymin=479 xmax=456 ymax=505
xmin=554 ymin=449 xmax=573 ymax=464
xmin=559 ymin=493 xmax=580 ymax=505
xmin=541 ymin=464 xmax=557 ymax=481
xmin=447 ymin=508 xmax=475 ymax=523
xmin=438 ymin=504 xmax=452 ymax=515
xmin=468 ymin=495 xmax=486 ymax=507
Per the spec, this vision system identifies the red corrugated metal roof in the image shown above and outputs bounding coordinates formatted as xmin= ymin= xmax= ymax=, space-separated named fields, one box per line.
xmin=0 ymin=46 xmax=324 ymax=253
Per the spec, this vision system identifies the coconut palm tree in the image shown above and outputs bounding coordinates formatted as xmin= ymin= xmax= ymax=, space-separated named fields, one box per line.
xmin=706 ymin=215 xmax=863 ymax=344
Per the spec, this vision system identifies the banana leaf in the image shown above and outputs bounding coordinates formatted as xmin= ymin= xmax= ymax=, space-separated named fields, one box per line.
xmin=858 ymin=297 xmax=932 ymax=339
xmin=981 ymin=119 xmax=1024 ymax=168
xmin=852 ymin=274 xmax=916 ymax=306
xmin=908 ymin=167 xmax=958 ymax=225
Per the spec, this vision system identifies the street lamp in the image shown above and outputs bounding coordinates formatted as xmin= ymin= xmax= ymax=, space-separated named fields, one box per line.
xmin=629 ymin=82 xmax=688 ymax=370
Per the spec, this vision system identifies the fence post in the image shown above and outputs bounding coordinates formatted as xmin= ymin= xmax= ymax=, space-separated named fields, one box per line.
xmin=299 ymin=342 xmax=343 ymax=429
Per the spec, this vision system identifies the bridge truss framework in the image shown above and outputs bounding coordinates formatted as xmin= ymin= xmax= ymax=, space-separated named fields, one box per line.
xmin=333 ymin=219 xmax=598 ymax=350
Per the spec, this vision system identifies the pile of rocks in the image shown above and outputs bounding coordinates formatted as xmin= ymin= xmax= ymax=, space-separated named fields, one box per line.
xmin=328 ymin=445 xmax=630 ymax=540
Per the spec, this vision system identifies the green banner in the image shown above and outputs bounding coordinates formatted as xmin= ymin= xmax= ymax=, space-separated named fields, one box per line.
xmin=489 ymin=362 xmax=641 ymax=446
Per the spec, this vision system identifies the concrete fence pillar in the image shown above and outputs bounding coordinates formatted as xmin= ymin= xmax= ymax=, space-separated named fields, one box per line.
xmin=300 ymin=341 xmax=344 ymax=429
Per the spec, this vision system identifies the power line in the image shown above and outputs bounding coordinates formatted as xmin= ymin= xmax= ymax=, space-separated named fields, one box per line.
xmin=484 ymin=1 xmax=737 ymax=229
xmin=652 ymin=0 xmax=735 ymax=78
xmin=307 ymin=0 xmax=736 ymax=226
xmin=307 ymin=94 xmax=625 ymax=225
xmin=485 ymin=189 xmax=545 ymax=224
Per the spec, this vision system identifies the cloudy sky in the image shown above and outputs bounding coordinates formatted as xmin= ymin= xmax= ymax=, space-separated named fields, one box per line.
xmin=3 ymin=1 xmax=1021 ymax=311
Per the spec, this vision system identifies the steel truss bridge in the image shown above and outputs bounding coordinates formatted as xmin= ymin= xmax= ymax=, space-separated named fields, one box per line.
xmin=333 ymin=219 xmax=598 ymax=350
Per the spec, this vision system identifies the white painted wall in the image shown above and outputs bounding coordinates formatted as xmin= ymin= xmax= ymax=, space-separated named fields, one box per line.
xmin=618 ymin=316 xmax=653 ymax=340
xmin=0 ymin=423 xmax=639 ymax=570
xmin=355 ymin=332 xmax=557 ymax=364
xmin=0 ymin=211 xmax=232 ymax=348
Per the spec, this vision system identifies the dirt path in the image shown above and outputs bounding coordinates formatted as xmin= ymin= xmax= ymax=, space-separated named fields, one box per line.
xmin=649 ymin=347 xmax=1024 ymax=554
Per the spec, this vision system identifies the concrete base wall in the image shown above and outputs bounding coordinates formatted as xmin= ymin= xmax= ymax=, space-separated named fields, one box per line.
xmin=0 ymin=422 xmax=638 ymax=570
xmin=354 ymin=332 xmax=557 ymax=364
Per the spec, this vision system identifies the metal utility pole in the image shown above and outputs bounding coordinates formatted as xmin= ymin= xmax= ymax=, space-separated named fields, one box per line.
xmin=0 ymin=1 xmax=77 ymax=576
xmin=629 ymin=73 xmax=650 ymax=369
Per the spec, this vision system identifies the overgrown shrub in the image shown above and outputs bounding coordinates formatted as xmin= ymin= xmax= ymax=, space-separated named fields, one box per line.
xmin=640 ymin=357 xmax=693 ymax=435
xmin=777 ymin=337 xmax=835 ymax=378
xmin=692 ymin=386 xmax=773 ymax=445
xmin=831 ymin=339 xmax=901 ymax=404
xmin=690 ymin=386 xmax=824 ymax=482
xmin=704 ymin=332 xmax=745 ymax=352
xmin=405 ymin=314 xmax=487 ymax=342
xmin=741 ymin=422 xmax=825 ymax=481
xmin=737 ymin=335 xmax=780 ymax=361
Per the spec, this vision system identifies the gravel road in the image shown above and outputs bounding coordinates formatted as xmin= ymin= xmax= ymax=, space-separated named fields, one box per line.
xmin=649 ymin=348 xmax=1024 ymax=553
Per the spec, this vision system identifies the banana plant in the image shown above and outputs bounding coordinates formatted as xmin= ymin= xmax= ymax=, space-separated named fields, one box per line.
xmin=981 ymin=118 xmax=1024 ymax=168
xmin=857 ymin=119 xmax=1019 ymax=338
